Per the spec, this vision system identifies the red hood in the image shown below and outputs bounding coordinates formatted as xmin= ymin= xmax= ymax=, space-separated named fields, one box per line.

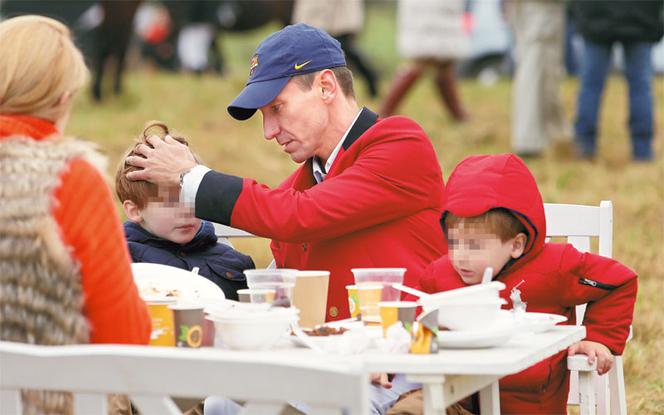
xmin=443 ymin=154 xmax=546 ymax=272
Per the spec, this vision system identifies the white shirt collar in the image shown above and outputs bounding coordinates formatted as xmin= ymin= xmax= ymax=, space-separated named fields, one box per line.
xmin=312 ymin=109 xmax=362 ymax=183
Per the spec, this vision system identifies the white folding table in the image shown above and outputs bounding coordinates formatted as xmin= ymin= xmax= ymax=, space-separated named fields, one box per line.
xmin=1 ymin=326 xmax=584 ymax=415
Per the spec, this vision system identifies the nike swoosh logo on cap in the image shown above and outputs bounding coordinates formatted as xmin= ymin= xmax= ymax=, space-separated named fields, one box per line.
xmin=294 ymin=60 xmax=312 ymax=70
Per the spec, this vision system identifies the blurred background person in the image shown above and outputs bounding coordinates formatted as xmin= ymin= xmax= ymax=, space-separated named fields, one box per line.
xmin=506 ymin=0 xmax=569 ymax=158
xmin=0 ymin=15 xmax=150 ymax=413
xmin=293 ymin=0 xmax=379 ymax=99
xmin=572 ymin=0 xmax=664 ymax=161
xmin=380 ymin=0 xmax=469 ymax=121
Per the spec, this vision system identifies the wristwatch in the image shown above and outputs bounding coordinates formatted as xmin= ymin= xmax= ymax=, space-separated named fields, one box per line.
xmin=179 ymin=167 xmax=193 ymax=188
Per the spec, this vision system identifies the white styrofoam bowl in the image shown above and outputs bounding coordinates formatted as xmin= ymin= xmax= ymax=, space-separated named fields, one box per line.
xmin=433 ymin=299 xmax=507 ymax=331
xmin=207 ymin=307 xmax=296 ymax=350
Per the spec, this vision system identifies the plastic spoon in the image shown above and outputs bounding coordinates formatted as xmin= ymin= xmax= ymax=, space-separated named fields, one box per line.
xmin=481 ymin=267 xmax=493 ymax=285
xmin=392 ymin=283 xmax=431 ymax=299
xmin=290 ymin=321 xmax=326 ymax=354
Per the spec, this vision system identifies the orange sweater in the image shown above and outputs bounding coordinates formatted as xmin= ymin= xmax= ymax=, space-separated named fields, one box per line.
xmin=0 ymin=114 xmax=151 ymax=344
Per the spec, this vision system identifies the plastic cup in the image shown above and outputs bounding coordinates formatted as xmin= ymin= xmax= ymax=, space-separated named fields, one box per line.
xmin=356 ymin=284 xmax=383 ymax=325
xmin=169 ymin=303 xmax=204 ymax=348
xmin=379 ymin=301 xmax=418 ymax=337
xmin=292 ymin=271 xmax=330 ymax=328
xmin=146 ymin=297 xmax=177 ymax=347
xmin=244 ymin=269 xmax=297 ymax=306
xmin=237 ymin=288 xmax=276 ymax=304
xmin=346 ymin=285 xmax=360 ymax=320
xmin=351 ymin=268 xmax=406 ymax=302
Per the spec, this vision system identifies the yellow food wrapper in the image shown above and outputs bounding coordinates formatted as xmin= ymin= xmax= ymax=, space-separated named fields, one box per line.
xmin=410 ymin=309 xmax=439 ymax=354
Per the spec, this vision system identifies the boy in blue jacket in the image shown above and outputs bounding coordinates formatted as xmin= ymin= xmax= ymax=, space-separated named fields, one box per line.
xmin=115 ymin=121 xmax=253 ymax=300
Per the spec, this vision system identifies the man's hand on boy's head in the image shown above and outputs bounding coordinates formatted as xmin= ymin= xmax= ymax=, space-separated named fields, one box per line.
xmin=568 ymin=340 xmax=614 ymax=375
xmin=126 ymin=135 xmax=197 ymax=187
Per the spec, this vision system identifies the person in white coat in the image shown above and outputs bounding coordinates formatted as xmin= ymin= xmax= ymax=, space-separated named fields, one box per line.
xmin=506 ymin=0 xmax=570 ymax=157
xmin=293 ymin=0 xmax=379 ymax=98
xmin=380 ymin=0 xmax=470 ymax=121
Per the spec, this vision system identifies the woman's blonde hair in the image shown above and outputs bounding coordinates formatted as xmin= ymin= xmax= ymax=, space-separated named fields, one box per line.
xmin=0 ymin=15 xmax=89 ymax=121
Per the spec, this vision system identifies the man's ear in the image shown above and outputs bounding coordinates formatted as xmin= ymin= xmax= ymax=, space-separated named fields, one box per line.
xmin=511 ymin=233 xmax=528 ymax=258
xmin=318 ymin=69 xmax=338 ymax=101
xmin=123 ymin=200 xmax=143 ymax=223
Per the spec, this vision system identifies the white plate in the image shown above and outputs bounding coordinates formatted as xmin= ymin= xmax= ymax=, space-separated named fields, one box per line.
xmin=132 ymin=262 xmax=226 ymax=302
xmin=289 ymin=334 xmax=342 ymax=348
xmin=289 ymin=323 xmax=382 ymax=351
xmin=516 ymin=312 xmax=568 ymax=333
xmin=437 ymin=325 xmax=514 ymax=349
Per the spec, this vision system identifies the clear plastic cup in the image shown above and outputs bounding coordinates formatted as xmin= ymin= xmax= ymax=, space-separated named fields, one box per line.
xmin=243 ymin=269 xmax=297 ymax=307
xmin=351 ymin=268 xmax=406 ymax=302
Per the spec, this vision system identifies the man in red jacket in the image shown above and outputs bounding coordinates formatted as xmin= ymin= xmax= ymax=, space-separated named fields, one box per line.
xmin=400 ymin=153 xmax=637 ymax=414
xmin=126 ymin=23 xmax=446 ymax=322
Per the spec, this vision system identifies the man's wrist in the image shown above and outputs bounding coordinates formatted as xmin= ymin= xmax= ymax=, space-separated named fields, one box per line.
xmin=179 ymin=166 xmax=195 ymax=187
xmin=180 ymin=165 xmax=212 ymax=206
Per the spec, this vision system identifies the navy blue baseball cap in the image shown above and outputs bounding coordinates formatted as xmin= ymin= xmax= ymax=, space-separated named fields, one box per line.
xmin=227 ymin=23 xmax=347 ymax=121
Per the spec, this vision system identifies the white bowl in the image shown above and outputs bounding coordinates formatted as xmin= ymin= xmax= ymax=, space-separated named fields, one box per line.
xmin=419 ymin=281 xmax=506 ymax=309
xmin=207 ymin=307 xmax=296 ymax=350
xmin=433 ymin=299 xmax=507 ymax=331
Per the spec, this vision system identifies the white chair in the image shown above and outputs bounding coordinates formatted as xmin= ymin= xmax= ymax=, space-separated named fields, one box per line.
xmin=212 ymin=224 xmax=277 ymax=269
xmin=213 ymin=224 xmax=255 ymax=248
xmin=0 ymin=341 xmax=369 ymax=415
xmin=544 ymin=201 xmax=628 ymax=415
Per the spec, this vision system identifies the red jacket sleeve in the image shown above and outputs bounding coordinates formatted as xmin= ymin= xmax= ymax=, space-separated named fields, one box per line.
xmin=415 ymin=256 xmax=466 ymax=294
xmin=557 ymin=244 xmax=637 ymax=354
xmin=230 ymin=127 xmax=442 ymax=243
xmin=53 ymin=159 xmax=151 ymax=345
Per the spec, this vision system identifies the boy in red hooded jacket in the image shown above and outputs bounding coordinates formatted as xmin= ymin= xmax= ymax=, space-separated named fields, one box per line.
xmin=390 ymin=154 xmax=637 ymax=415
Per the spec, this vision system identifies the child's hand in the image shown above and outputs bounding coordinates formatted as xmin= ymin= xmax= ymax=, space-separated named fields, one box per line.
xmin=370 ymin=373 xmax=392 ymax=389
xmin=568 ymin=340 xmax=614 ymax=375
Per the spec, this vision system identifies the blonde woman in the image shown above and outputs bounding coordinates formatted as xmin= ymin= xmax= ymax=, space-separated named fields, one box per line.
xmin=0 ymin=15 xmax=150 ymax=413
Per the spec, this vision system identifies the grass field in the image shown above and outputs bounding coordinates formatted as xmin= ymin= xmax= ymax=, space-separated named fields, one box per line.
xmin=66 ymin=4 xmax=662 ymax=412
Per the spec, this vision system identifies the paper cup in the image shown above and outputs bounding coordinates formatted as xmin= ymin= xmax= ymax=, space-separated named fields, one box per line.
xmin=379 ymin=301 xmax=418 ymax=337
xmin=292 ymin=271 xmax=329 ymax=328
xmin=146 ymin=298 xmax=177 ymax=347
xmin=346 ymin=285 xmax=360 ymax=320
xmin=351 ymin=268 xmax=406 ymax=302
xmin=169 ymin=304 xmax=204 ymax=348
xmin=356 ymin=284 xmax=383 ymax=325
xmin=201 ymin=313 xmax=215 ymax=347
xmin=237 ymin=288 xmax=276 ymax=304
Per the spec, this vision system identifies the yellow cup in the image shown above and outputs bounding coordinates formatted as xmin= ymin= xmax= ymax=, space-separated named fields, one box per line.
xmin=379 ymin=301 xmax=418 ymax=337
xmin=146 ymin=298 xmax=176 ymax=347
xmin=346 ymin=284 xmax=360 ymax=320
xmin=356 ymin=283 xmax=383 ymax=325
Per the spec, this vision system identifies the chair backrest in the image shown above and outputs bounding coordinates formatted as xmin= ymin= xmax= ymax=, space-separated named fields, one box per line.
xmin=544 ymin=201 xmax=626 ymax=415
xmin=544 ymin=200 xmax=613 ymax=322
xmin=0 ymin=341 xmax=368 ymax=415
xmin=213 ymin=223 xmax=255 ymax=239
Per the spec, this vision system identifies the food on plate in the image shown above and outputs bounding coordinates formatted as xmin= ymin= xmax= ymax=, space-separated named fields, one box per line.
xmin=302 ymin=325 xmax=349 ymax=336
xmin=139 ymin=285 xmax=182 ymax=298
